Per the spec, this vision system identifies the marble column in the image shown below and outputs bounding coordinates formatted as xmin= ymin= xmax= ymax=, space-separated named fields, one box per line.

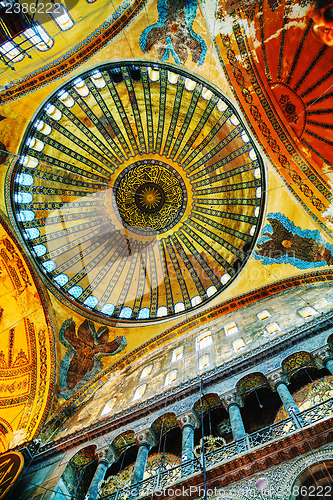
xmin=228 ymin=403 xmax=246 ymax=441
xmin=222 ymin=392 xmax=246 ymax=442
xmin=86 ymin=446 xmax=117 ymax=500
xmin=324 ymin=358 xmax=333 ymax=375
xmin=313 ymin=346 xmax=333 ymax=373
xmin=268 ymin=371 xmax=303 ymax=428
xmin=177 ymin=411 xmax=199 ymax=462
xmin=130 ymin=429 xmax=156 ymax=486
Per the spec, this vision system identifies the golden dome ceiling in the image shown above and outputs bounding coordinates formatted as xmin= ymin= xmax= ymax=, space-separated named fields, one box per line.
xmin=9 ymin=61 xmax=265 ymax=322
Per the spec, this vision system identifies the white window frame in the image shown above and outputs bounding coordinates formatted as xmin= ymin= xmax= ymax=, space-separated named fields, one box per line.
xmin=165 ymin=369 xmax=177 ymax=387
xmin=196 ymin=331 xmax=213 ymax=351
xmin=224 ymin=322 xmax=238 ymax=336
xmin=140 ymin=365 xmax=153 ymax=379
xmin=133 ymin=384 xmax=146 ymax=401
xmin=172 ymin=346 xmax=183 ymax=363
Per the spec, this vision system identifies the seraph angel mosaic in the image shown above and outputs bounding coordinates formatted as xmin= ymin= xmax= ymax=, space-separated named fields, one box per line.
xmin=140 ymin=0 xmax=207 ymax=65
xmin=254 ymin=213 xmax=333 ymax=268
xmin=59 ymin=318 xmax=126 ymax=398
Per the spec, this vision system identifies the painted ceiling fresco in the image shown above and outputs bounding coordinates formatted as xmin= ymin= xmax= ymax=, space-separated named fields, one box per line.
xmin=1 ymin=0 xmax=333 ymax=449
xmin=0 ymin=219 xmax=54 ymax=452
xmin=207 ymin=0 xmax=333 ymax=237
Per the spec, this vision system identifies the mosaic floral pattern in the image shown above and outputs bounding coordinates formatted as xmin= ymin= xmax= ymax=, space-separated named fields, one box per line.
xmin=275 ymin=375 xmax=333 ymax=421
xmin=282 ymin=351 xmax=316 ymax=377
xmin=236 ymin=372 xmax=268 ymax=395
xmin=100 ymin=453 xmax=181 ymax=495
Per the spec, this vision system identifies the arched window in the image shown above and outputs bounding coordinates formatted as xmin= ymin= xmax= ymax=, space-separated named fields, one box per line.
xmin=100 ymin=398 xmax=117 ymax=418
xmin=171 ymin=346 xmax=183 ymax=363
xmin=266 ymin=322 xmax=281 ymax=335
xmin=257 ymin=310 xmax=270 ymax=321
xmin=133 ymin=384 xmax=146 ymax=401
xmin=140 ymin=365 xmax=153 ymax=379
xmin=196 ymin=331 xmax=212 ymax=351
xmin=290 ymin=460 xmax=333 ymax=500
xmin=298 ymin=306 xmax=319 ymax=319
xmin=199 ymin=354 xmax=210 ymax=372
xmin=233 ymin=338 xmax=245 ymax=352
xmin=165 ymin=369 xmax=177 ymax=387
xmin=224 ymin=322 xmax=238 ymax=336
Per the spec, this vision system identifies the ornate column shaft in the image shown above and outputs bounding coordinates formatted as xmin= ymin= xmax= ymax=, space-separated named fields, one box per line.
xmin=85 ymin=446 xmax=117 ymax=500
xmin=130 ymin=429 xmax=156 ymax=486
xmin=325 ymin=358 xmax=333 ymax=375
xmin=228 ymin=403 xmax=246 ymax=441
xmin=275 ymin=381 xmax=300 ymax=413
xmin=177 ymin=411 xmax=199 ymax=462
xmin=275 ymin=381 xmax=303 ymax=428
xmin=222 ymin=392 xmax=246 ymax=441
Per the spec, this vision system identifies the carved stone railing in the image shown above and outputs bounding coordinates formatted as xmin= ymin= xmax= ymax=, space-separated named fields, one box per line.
xmin=98 ymin=396 xmax=333 ymax=500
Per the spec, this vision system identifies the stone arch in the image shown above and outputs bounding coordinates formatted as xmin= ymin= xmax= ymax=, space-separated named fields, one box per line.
xmin=193 ymin=393 xmax=229 ymax=443
xmin=111 ymin=429 xmax=136 ymax=457
xmin=151 ymin=412 xmax=179 ymax=436
xmin=282 ymin=351 xmax=317 ymax=379
xmin=273 ymin=445 xmax=333 ymax=500
xmin=59 ymin=444 xmax=98 ymax=500
xmin=151 ymin=412 xmax=181 ymax=457
xmin=236 ymin=372 xmax=269 ymax=399
xmin=236 ymin=373 xmax=280 ymax=433
xmin=193 ymin=393 xmax=222 ymax=416
xmin=106 ymin=430 xmax=137 ymax=481
xmin=282 ymin=350 xmax=330 ymax=398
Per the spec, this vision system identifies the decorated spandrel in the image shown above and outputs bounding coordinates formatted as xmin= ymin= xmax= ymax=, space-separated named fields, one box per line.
xmin=10 ymin=62 xmax=265 ymax=322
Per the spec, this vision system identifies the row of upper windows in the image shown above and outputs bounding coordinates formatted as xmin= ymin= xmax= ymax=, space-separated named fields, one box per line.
xmin=133 ymin=306 xmax=320 ymax=402
xmin=140 ymin=306 xmax=319 ymax=375
xmin=134 ymin=359 xmax=209 ymax=401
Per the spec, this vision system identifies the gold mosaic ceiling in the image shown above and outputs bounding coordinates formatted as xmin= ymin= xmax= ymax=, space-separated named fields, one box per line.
xmin=10 ymin=62 xmax=265 ymax=322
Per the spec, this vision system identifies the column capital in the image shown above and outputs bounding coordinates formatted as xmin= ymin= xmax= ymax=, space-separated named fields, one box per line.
xmin=266 ymin=370 xmax=289 ymax=391
xmin=177 ymin=410 xmax=200 ymax=429
xmin=220 ymin=390 xmax=243 ymax=410
xmin=134 ymin=428 xmax=156 ymax=450
xmin=96 ymin=444 xmax=118 ymax=464
xmin=312 ymin=345 xmax=333 ymax=368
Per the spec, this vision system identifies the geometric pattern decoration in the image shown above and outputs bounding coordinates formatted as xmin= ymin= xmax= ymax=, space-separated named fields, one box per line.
xmin=10 ymin=61 xmax=265 ymax=322
xmin=213 ymin=1 xmax=333 ymax=238
xmin=282 ymin=351 xmax=316 ymax=377
xmin=236 ymin=372 xmax=269 ymax=396
xmin=0 ymin=218 xmax=54 ymax=453
xmin=274 ymin=375 xmax=333 ymax=421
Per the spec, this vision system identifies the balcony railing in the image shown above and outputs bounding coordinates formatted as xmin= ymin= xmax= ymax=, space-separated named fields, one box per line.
xmin=98 ymin=396 xmax=333 ymax=500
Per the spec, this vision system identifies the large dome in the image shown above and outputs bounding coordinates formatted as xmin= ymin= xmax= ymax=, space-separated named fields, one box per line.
xmin=10 ymin=61 xmax=265 ymax=322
